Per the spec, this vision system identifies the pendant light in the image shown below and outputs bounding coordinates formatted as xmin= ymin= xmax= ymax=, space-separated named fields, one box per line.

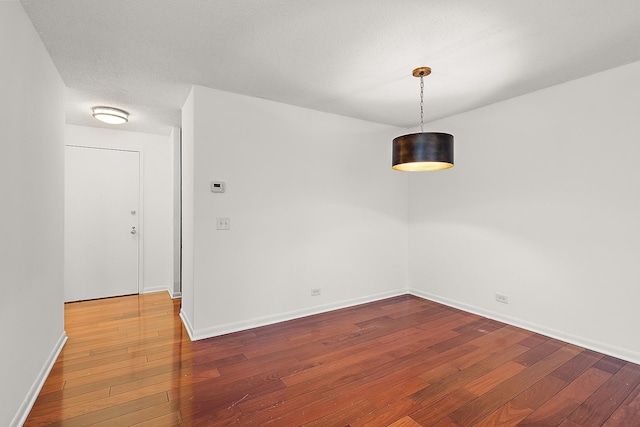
xmin=92 ymin=106 xmax=129 ymax=124
xmin=392 ymin=67 xmax=453 ymax=171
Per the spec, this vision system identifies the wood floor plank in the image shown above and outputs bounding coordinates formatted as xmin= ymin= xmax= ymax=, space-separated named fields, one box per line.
xmin=37 ymin=393 xmax=168 ymax=427
xmin=387 ymin=415 xmax=423 ymax=427
xmin=45 ymin=355 xmax=150 ymax=384
xmin=550 ymin=348 xmax=602 ymax=382
xmin=24 ymin=292 xmax=640 ymax=426
xmin=463 ymin=361 xmax=526 ymax=396
xmin=567 ymin=362 xmax=640 ymax=425
xmin=28 ymin=386 xmax=171 ymax=425
xmin=410 ymin=343 xmax=529 ymax=407
xmin=130 ymin=411 xmax=182 ymax=427
xmin=433 ymin=417 xmax=463 ymax=427
xmin=269 ymin=397 xmax=376 ymax=426
xmin=519 ymin=333 xmax=551 ymax=348
xmin=473 ymin=401 xmax=533 ymax=427
xmin=510 ymin=374 xmax=568 ymax=411
xmin=450 ymin=328 xmax=531 ymax=370
xmin=620 ymin=382 xmax=640 ymax=408
xmin=558 ymin=366 xmax=613 ymax=404
xmin=109 ymin=364 xmax=221 ymax=400
xmin=61 ymin=359 xmax=190 ymax=391
xmin=410 ymin=388 xmax=478 ymax=425
xmin=352 ymin=397 xmax=422 ymax=427
xmin=448 ymin=345 xmax=582 ymax=425
xmin=236 ymin=390 xmax=326 ymax=425
xmin=108 ymin=365 xmax=221 ymax=395
xmin=518 ymin=395 xmax=581 ymax=426
xmin=27 ymin=388 xmax=111 ymax=420
xmin=593 ymin=354 xmax=627 ymax=374
xmin=49 ymin=352 xmax=148 ymax=376
xmin=511 ymin=338 xmax=565 ymax=367
xmin=419 ymin=362 xmax=459 ymax=384
xmin=602 ymin=404 xmax=640 ymax=427
xmin=88 ymin=399 xmax=181 ymax=427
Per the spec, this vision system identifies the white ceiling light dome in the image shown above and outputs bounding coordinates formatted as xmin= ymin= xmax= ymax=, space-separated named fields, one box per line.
xmin=92 ymin=106 xmax=129 ymax=124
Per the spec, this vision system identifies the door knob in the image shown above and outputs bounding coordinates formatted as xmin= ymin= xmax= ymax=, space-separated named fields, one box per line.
xmin=131 ymin=226 xmax=137 ymax=235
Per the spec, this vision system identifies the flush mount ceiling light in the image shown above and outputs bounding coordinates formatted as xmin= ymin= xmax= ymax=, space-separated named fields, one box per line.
xmin=92 ymin=106 xmax=129 ymax=124
xmin=392 ymin=67 xmax=453 ymax=171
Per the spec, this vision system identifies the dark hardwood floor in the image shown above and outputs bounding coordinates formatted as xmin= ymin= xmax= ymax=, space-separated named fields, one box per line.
xmin=24 ymin=292 xmax=640 ymax=426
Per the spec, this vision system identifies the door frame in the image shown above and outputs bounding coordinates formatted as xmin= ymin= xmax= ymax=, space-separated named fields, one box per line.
xmin=65 ymin=144 xmax=144 ymax=295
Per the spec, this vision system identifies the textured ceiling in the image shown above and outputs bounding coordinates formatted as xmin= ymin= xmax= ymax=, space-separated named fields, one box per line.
xmin=20 ymin=0 xmax=640 ymax=136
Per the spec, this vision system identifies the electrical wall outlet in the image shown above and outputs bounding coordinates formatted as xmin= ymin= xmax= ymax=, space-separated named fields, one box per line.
xmin=495 ymin=293 xmax=509 ymax=304
xmin=216 ymin=217 xmax=230 ymax=230
xmin=311 ymin=288 xmax=321 ymax=296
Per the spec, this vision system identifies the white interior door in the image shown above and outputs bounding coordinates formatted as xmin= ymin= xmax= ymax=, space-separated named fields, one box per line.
xmin=65 ymin=146 xmax=140 ymax=302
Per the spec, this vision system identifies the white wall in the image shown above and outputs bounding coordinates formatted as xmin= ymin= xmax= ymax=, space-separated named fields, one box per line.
xmin=180 ymin=88 xmax=195 ymax=329
xmin=0 ymin=2 xmax=66 ymax=425
xmin=171 ymin=127 xmax=182 ymax=297
xmin=181 ymin=86 xmax=408 ymax=339
xmin=66 ymin=125 xmax=174 ymax=294
xmin=409 ymin=60 xmax=640 ymax=363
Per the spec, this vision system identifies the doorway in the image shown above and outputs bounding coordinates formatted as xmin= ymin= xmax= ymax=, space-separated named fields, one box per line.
xmin=64 ymin=145 xmax=141 ymax=302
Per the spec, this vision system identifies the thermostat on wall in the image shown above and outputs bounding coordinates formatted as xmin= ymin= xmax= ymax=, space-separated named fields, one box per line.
xmin=211 ymin=181 xmax=226 ymax=193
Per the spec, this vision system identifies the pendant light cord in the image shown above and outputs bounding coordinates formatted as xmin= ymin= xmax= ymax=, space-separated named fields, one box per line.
xmin=419 ymin=73 xmax=424 ymax=133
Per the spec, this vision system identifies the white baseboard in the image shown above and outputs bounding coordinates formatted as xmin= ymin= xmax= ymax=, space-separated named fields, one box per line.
xmin=177 ymin=286 xmax=640 ymax=365
xmin=408 ymin=288 xmax=640 ymax=366
xmin=11 ymin=331 xmax=67 ymax=427
xmin=181 ymin=288 xmax=406 ymax=341
xmin=141 ymin=286 xmax=168 ymax=295
xmin=145 ymin=286 xmax=181 ymax=299
xmin=179 ymin=309 xmax=196 ymax=341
